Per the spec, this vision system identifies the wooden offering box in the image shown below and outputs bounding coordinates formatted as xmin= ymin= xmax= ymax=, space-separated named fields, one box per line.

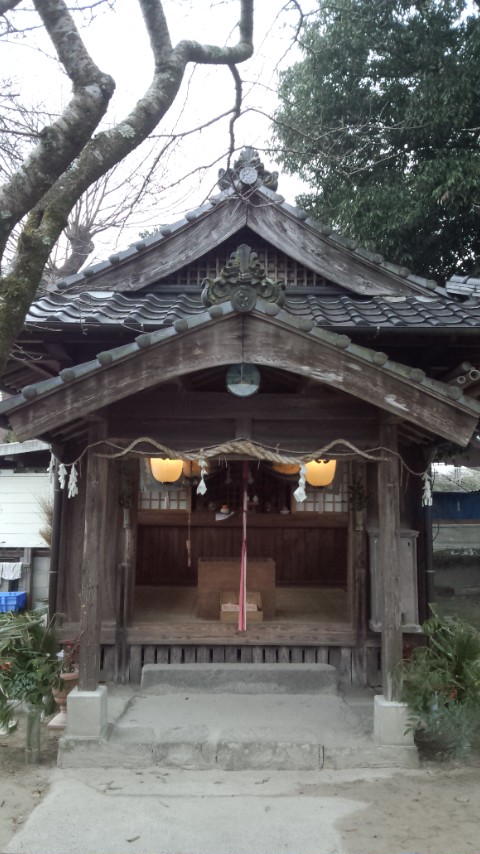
xmin=197 ymin=558 xmax=275 ymax=619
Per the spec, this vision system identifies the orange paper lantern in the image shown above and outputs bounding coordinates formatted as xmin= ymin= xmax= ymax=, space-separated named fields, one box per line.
xmin=304 ymin=459 xmax=336 ymax=487
xmin=149 ymin=458 xmax=183 ymax=483
xmin=272 ymin=463 xmax=301 ymax=476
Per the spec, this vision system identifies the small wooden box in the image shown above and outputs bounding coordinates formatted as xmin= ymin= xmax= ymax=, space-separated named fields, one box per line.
xmin=220 ymin=590 xmax=263 ymax=623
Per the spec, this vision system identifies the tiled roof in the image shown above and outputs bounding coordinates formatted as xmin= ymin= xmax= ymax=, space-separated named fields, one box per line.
xmin=26 ymin=290 xmax=480 ymax=331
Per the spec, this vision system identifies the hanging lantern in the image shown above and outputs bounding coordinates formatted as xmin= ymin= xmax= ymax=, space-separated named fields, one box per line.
xmin=272 ymin=463 xmax=301 ymax=476
xmin=149 ymin=458 xmax=183 ymax=483
xmin=305 ymin=459 xmax=337 ymax=487
xmin=183 ymin=460 xmax=202 ymax=478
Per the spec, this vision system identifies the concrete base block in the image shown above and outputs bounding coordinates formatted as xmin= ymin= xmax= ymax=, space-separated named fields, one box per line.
xmin=373 ymin=694 xmax=415 ymax=746
xmin=66 ymin=685 xmax=108 ymax=739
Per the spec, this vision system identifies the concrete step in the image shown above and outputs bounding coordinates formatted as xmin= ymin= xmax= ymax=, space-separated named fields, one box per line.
xmin=140 ymin=663 xmax=338 ymax=694
xmin=58 ymin=687 xmax=419 ymax=771
xmin=59 ymin=731 xmax=418 ymax=771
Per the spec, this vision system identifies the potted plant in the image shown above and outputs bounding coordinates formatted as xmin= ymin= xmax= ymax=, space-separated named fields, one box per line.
xmin=48 ymin=636 xmax=80 ymax=730
xmin=0 ymin=611 xmax=64 ymax=762
xmin=402 ymin=607 xmax=480 ymax=758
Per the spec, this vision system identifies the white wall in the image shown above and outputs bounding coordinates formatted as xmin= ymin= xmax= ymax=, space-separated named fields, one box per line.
xmin=0 ymin=471 xmax=52 ymax=548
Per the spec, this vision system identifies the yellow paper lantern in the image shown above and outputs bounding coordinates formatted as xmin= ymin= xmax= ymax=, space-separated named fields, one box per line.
xmin=272 ymin=463 xmax=301 ymax=476
xmin=305 ymin=459 xmax=337 ymax=487
xmin=149 ymin=458 xmax=183 ymax=483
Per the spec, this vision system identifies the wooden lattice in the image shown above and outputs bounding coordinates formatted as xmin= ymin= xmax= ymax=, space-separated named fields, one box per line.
xmin=155 ymin=234 xmax=331 ymax=290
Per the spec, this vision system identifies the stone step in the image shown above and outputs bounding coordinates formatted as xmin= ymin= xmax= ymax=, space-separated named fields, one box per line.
xmin=140 ymin=663 xmax=338 ymax=694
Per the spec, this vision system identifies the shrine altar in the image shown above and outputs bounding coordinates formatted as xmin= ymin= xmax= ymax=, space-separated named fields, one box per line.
xmin=197 ymin=558 xmax=276 ymax=620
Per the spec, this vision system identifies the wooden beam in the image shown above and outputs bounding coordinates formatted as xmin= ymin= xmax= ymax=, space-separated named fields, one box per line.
xmin=107 ymin=418 xmax=378 ymax=450
xmin=124 ymin=624 xmax=356 ymax=647
xmin=377 ymin=422 xmax=402 ymax=702
xmin=78 ymin=421 xmax=108 ymax=691
xmin=247 ymin=204 xmax=426 ymax=297
xmin=108 ymin=390 xmax=379 ymax=421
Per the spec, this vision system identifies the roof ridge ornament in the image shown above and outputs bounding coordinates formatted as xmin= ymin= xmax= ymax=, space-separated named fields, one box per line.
xmin=217 ymin=146 xmax=278 ymax=193
xmin=201 ymin=243 xmax=286 ymax=313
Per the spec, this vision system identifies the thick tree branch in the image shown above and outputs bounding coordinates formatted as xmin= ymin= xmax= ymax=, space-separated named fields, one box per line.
xmin=175 ymin=0 xmax=253 ymax=65
xmin=0 ymin=0 xmax=20 ymax=12
xmin=137 ymin=0 xmax=172 ymax=65
xmin=0 ymin=0 xmax=254 ymax=375
xmin=19 ymin=0 xmax=254 ymax=232
xmin=36 ymin=0 xmax=110 ymax=86
xmin=0 ymin=0 xmax=115 ymax=252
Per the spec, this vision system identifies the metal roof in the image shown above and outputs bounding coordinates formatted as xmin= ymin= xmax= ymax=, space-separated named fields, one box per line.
xmin=0 ymin=440 xmax=49 ymax=457
xmin=433 ymin=464 xmax=480 ymax=493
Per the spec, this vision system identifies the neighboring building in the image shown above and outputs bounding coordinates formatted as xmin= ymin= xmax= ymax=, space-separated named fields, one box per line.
xmin=0 ymin=440 xmax=51 ymax=608
xmin=432 ymin=464 xmax=480 ymax=555
xmin=1 ymin=149 xmax=480 ymax=726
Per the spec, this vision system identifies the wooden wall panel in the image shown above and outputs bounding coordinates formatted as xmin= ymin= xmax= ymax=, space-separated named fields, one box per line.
xmin=136 ymin=520 xmax=348 ymax=587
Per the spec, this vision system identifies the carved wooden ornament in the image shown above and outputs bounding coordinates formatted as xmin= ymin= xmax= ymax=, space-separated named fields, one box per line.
xmin=201 ymin=243 xmax=286 ymax=312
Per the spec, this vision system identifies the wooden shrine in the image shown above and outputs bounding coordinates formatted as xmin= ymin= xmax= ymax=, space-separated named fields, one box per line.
xmin=2 ymin=148 xmax=480 ymax=701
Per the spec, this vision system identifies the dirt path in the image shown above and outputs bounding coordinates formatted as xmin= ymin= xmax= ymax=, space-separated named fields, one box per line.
xmin=0 ymin=715 xmax=59 ymax=852
xmin=1 ymin=713 xmax=480 ymax=854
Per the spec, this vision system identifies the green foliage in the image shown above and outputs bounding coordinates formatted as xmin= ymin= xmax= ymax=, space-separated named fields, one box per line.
xmin=272 ymin=0 xmax=480 ymax=282
xmin=0 ymin=612 xmax=62 ymax=731
xmin=402 ymin=607 xmax=480 ymax=756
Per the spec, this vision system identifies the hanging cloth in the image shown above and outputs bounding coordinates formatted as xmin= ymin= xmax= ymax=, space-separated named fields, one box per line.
xmin=0 ymin=562 xmax=23 ymax=580
xmin=238 ymin=461 xmax=248 ymax=632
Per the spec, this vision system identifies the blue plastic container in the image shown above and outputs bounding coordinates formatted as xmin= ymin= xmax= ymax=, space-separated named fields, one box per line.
xmin=0 ymin=591 xmax=27 ymax=612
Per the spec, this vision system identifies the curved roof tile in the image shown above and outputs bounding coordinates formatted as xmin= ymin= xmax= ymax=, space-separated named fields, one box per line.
xmin=25 ymin=292 xmax=480 ymax=331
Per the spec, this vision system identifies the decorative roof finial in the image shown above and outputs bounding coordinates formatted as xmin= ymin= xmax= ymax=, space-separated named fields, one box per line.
xmin=217 ymin=147 xmax=278 ymax=193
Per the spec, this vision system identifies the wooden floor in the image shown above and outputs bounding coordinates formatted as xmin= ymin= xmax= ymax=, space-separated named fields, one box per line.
xmin=133 ymin=585 xmax=349 ymax=624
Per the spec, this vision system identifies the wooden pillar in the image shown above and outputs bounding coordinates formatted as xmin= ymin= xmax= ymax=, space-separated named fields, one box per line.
xmin=351 ymin=461 xmax=368 ymax=686
xmin=115 ymin=458 xmax=138 ymax=683
xmin=378 ymin=421 xmax=402 ymax=701
xmin=78 ymin=422 xmax=108 ymax=691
